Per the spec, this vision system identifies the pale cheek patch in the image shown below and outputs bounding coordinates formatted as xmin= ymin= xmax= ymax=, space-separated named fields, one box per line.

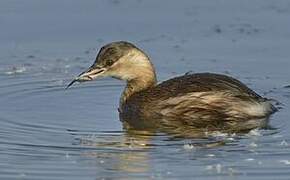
xmin=107 ymin=51 xmax=155 ymax=81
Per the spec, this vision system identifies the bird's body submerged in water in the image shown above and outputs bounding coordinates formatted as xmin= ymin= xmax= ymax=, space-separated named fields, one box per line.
xmin=67 ymin=41 xmax=276 ymax=134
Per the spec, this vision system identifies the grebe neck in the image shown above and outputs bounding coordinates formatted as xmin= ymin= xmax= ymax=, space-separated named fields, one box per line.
xmin=120 ymin=69 xmax=157 ymax=107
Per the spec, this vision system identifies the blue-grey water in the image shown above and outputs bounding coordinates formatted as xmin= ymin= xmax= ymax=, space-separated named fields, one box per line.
xmin=0 ymin=0 xmax=290 ymax=179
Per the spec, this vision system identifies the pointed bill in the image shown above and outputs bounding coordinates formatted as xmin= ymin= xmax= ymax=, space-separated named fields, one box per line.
xmin=65 ymin=66 xmax=106 ymax=89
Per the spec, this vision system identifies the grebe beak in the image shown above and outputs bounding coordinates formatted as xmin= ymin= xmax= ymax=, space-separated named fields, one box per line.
xmin=66 ymin=66 xmax=106 ymax=89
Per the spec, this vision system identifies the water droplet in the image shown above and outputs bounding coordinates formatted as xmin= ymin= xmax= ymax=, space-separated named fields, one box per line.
xmin=249 ymin=142 xmax=258 ymax=148
xmin=206 ymin=154 xmax=215 ymax=157
xmin=216 ymin=164 xmax=222 ymax=174
xmin=245 ymin=158 xmax=255 ymax=161
xmin=183 ymin=144 xmax=195 ymax=150
xmin=279 ymin=160 xmax=290 ymax=165
xmin=100 ymin=160 xmax=105 ymax=164
xmin=280 ymin=140 xmax=288 ymax=146
xmin=247 ymin=129 xmax=261 ymax=137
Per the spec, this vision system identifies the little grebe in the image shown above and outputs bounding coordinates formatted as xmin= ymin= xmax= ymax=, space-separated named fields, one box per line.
xmin=67 ymin=41 xmax=276 ymax=133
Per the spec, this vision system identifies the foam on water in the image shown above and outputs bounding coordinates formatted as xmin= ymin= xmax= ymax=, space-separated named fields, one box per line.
xmin=4 ymin=66 xmax=27 ymax=75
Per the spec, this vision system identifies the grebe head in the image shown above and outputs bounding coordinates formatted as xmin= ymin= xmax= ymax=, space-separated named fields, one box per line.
xmin=67 ymin=41 xmax=157 ymax=99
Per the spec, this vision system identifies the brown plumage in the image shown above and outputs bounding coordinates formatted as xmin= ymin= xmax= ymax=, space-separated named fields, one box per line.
xmin=121 ymin=73 xmax=276 ymax=132
xmin=67 ymin=41 xmax=276 ymax=135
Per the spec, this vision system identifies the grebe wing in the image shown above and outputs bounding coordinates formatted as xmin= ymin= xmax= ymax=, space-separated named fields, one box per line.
xmin=151 ymin=73 xmax=263 ymax=100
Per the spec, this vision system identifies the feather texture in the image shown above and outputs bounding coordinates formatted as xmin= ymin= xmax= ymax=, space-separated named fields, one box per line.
xmin=120 ymin=73 xmax=276 ymax=132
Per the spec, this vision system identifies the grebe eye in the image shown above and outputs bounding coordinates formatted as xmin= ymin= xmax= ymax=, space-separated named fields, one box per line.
xmin=106 ymin=59 xmax=114 ymax=66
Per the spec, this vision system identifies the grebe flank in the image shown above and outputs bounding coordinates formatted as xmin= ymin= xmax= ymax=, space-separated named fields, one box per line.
xmin=67 ymin=41 xmax=276 ymax=133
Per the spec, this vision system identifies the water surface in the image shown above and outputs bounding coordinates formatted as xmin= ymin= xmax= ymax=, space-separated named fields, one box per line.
xmin=0 ymin=0 xmax=290 ymax=179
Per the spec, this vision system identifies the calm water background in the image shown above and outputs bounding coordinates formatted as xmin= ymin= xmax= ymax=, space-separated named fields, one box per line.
xmin=0 ymin=0 xmax=290 ymax=179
